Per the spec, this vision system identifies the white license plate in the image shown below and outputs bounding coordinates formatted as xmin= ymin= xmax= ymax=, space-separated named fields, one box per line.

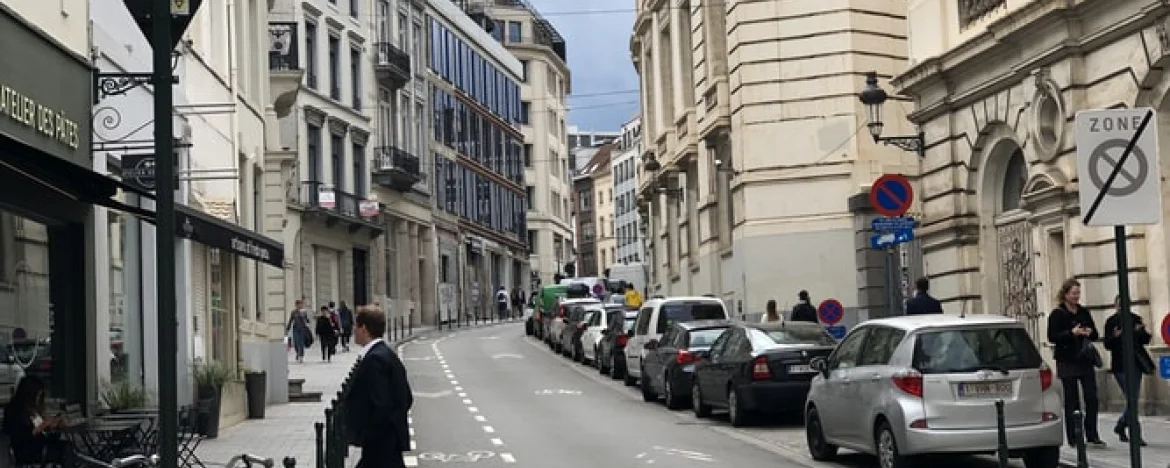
xmin=788 ymin=364 xmax=814 ymax=374
xmin=958 ymin=381 xmax=1013 ymax=398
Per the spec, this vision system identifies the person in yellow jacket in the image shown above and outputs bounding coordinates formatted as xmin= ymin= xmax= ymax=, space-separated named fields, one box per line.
xmin=623 ymin=283 xmax=643 ymax=309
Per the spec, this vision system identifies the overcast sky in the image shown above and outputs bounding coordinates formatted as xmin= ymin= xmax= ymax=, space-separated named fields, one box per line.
xmin=527 ymin=0 xmax=640 ymax=132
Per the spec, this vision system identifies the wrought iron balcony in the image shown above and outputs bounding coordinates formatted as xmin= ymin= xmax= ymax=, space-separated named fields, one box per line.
xmin=268 ymin=22 xmax=299 ymax=71
xmin=295 ymin=180 xmax=384 ymax=234
xmin=373 ymin=146 xmax=422 ymax=192
xmin=374 ymin=42 xmax=411 ymax=90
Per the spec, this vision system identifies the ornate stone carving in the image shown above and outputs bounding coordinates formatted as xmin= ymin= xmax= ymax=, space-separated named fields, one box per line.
xmin=349 ymin=127 xmax=370 ymax=146
xmin=959 ymin=0 xmax=1006 ymax=28
xmin=304 ymin=105 xmax=326 ymax=127
xmin=327 ymin=116 xmax=349 ymax=136
xmin=997 ymin=221 xmax=1040 ymax=339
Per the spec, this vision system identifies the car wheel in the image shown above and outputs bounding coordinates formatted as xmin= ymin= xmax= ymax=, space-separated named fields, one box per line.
xmin=805 ymin=407 xmax=839 ymax=461
xmin=640 ymin=367 xmax=657 ymax=402
xmin=875 ymin=421 xmax=913 ymax=468
xmin=691 ymin=381 xmax=712 ymax=418
xmin=1022 ymin=446 xmax=1060 ymax=468
xmin=599 ymin=349 xmax=610 ymax=375
xmin=727 ymin=386 xmax=752 ymax=427
xmin=610 ymin=355 xmax=624 ymax=379
xmin=663 ymin=373 xmax=684 ymax=410
xmin=623 ymin=367 xmax=637 ymax=387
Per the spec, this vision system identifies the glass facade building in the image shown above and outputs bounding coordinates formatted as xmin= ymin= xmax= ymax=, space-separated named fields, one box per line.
xmin=428 ymin=17 xmax=527 ymax=243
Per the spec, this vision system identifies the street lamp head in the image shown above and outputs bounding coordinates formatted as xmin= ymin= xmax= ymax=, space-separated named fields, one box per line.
xmin=858 ymin=71 xmax=888 ymax=141
xmin=643 ymin=158 xmax=661 ymax=172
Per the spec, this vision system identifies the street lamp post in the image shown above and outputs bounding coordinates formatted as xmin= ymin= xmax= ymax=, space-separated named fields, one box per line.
xmin=858 ymin=71 xmax=926 ymax=158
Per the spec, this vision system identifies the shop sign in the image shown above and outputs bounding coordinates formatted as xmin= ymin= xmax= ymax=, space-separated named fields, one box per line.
xmin=359 ymin=200 xmax=379 ymax=217
xmin=0 ymin=9 xmax=92 ymax=166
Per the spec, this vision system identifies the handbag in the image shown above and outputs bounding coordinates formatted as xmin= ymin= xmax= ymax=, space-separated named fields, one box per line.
xmin=1137 ymin=349 xmax=1156 ymax=375
xmin=1080 ymin=338 xmax=1103 ymax=368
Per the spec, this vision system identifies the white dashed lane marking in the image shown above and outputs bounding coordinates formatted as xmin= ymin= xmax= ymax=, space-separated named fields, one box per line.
xmin=500 ymin=453 xmax=516 ymax=463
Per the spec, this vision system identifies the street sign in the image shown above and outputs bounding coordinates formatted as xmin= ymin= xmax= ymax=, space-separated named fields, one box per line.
xmin=1161 ymin=313 xmax=1170 ymax=345
xmin=825 ymin=325 xmax=847 ymax=340
xmin=869 ymin=174 xmax=914 ymax=217
xmin=171 ymin=0 xmax=190 ymax=15
xmin=1161 ymin=356 xmax=1170 ymax=380
xmin=817 ymin=299 xmax=844 ymax=326
xmin=1075 ymin=108 xmax=1162 ymax=226
xmin=870 ymin=228 xmax=914 ymax=249
xmin=872 ymin=216 xmax=916 ymax=231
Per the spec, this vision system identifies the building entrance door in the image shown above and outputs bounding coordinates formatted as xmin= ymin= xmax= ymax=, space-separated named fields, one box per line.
xmin=353 ymin=248 xmax=369 ymax=306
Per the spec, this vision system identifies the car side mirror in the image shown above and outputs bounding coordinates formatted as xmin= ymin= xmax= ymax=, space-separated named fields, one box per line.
xmin=810 ymin=357 xmax=829 ymax=377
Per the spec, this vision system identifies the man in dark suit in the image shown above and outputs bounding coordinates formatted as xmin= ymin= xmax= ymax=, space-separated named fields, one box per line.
xmin=345 ymin=308 xmax=414 ymax=468
xmin=905 ymin=277 xmax=943 ymax=315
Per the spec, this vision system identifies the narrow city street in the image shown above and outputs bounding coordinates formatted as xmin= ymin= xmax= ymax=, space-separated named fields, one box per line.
xmin=399 ymin=323 xmax=1026 ymax=468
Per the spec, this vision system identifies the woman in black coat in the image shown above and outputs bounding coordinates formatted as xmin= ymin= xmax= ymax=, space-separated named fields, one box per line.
xmin=1101 ymin=295 xmax=1152 ymax=444
xmin=1 ymin=375 xmax=70 ymax=465
xmin=316 ymin=306 xmax=339 ymax=362
xmin=1046 ymin=278 xmax=1104 ymax=447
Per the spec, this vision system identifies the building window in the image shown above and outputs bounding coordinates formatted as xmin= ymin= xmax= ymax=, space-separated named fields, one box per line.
xmin=328 ymin=35 xmax=341 ymax=100
xmin=350 ymin=48 xmax=362 ymax=110
xmin=307 ymin=122 xmax=323 ymax=181
xmin=353 ymin=143 xmax=367 ymax=197
xmin=398 ymin=13 xmax=408 ymax=47
xmin=523 ymin=144 xmax=532 ymax=167
xmin=507 ymin=21 xmax=522 ymax=43
xmin=440 ymin=254 xmax=450 ymax=282
xmin=1001 ymin=148 xmax=1027 ymax=213
xmin=304 ymin=21 xmax=318 ymax=89
xmin=349 ymin=0 xmax=358 ymax=17
xmin=549 ymin=149 xmax=558 ymax=177
xmin=490 ymin=20 xmax=504 ymax=42
xmin=519 ymin=101 xmax=530 ymax=125
xmin=377 ymin=0 xmax=391 ymax=44
xmin=331 ymin=134 xmax=345 ymax=190
xmin=527 ymin=230 xmax=537 ymax=253
xmin=519 ymin=60 xmax=528 ymax=81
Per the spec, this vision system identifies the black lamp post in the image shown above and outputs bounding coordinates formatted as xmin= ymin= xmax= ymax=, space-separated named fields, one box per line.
xmin=858 ymin=71 xmax=926 ymax=158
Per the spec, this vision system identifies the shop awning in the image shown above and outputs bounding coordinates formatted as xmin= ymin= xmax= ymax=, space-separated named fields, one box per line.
xmin=0 ymin=144 xmax=285 ymax=268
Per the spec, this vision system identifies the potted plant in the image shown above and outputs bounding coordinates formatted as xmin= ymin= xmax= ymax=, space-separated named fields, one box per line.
xmin=192 ymin=360 xmax=232 ymax=438
xmin=100 ymin=379 xmax=151 ymax=413
xmin=242 ymin=365 xmax=267 ymax=419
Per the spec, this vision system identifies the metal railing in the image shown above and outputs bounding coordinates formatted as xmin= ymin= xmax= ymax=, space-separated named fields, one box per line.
xmin=299 ymin=181 xmax=369 ymax=221
xmin=268 ymin=22 xmax=299 ymax=71
xmin=373 ymin=146 xmax=421 ymax=176
xmin=374 ymin=42 xmax=411 ymax=76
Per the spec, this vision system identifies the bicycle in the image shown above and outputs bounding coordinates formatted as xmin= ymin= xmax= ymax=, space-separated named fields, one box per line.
xmin=74 ymin=453 xmax=274 ymax=468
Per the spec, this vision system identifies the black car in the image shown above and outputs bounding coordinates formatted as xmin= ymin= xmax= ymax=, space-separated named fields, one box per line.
xmin=599 ymin=309 xmax=639 ymax=379
xmin=559 ymin=304 xmax=597 ymax=359
xmin=691 ymin=321 xmax=837 ymax=427
xmin=639 ymin=320 xmax=732 ymax=409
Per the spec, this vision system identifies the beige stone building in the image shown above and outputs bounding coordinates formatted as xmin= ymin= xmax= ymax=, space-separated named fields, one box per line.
xmin=630 ymin=0 xmax=918 ymax=316
xmin=594 ymin=160 xmax=616 ymax=271
xmin=894 ymin=0 xmax=1170 ymax=410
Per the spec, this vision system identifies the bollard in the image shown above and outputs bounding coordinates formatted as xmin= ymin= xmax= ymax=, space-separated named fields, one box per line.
xmin=409 ymin=315 xmax=413 ymax=335
xmin=283 ymin=456 xmax=295 ymax=468
xmin=323 ymin=407 xmax=335 ymax=468
xmin=1073 ymin=410 xmax=1088 ymax=468
xmin=314 ymin=422 xmax=324 ymax=468
xmin=994 ymin=400 xmax=1009 ymax=468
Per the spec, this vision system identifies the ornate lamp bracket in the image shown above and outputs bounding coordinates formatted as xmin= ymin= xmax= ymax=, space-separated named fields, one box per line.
xmin=92 ymin=51 xmax=182 ymax=104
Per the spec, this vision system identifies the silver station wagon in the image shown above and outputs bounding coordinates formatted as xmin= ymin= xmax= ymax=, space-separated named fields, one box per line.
xmin=804 ymin=314 xmax=1063 ymax=468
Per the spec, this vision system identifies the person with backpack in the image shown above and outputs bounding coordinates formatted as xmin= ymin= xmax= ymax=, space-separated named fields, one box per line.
xmin=286 ymin=299 xmax=312 ymax=363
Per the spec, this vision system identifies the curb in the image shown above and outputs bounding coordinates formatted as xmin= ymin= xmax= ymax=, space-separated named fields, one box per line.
xmin=392 ymin=318 xmax=523 ymax=347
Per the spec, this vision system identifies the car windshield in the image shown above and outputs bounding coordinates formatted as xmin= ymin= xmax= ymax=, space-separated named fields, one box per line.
xmin=582 ymin=311 xmax=597 ymax=323
xmin=686 ymin=328 xmax=727 ymax=348
xmin=624 ymin=318 xmax=637 ymax=334
xmin=747 ymin=328 xmax=837 ymax=348
xmin=912 ymin=327 xmax=1043 ymax=374
xmin=662 ymin=302 xmax=725 ymax=323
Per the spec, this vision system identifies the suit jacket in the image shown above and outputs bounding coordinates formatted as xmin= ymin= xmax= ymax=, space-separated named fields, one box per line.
xmin=905 ymin=293 xmax=943 ymax=315
xmin=345 ymin=341 xmax=414 ymax=452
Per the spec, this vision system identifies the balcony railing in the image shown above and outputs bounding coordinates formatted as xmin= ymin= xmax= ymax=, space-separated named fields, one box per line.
xmin=374 ymin=42 xmax=411 ymax=90
xmin=268 ymin=22 xmax=299 ymax=71
xmin=297 ymin=181 xmax=383 ymax=230
xmin=373 ymin=146 xmax=422 ymax=192
xmin=958 ymin=0 xmax=1005 ymax=28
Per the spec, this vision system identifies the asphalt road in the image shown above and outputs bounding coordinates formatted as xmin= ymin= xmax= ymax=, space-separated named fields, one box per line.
xmin=399 ymin=323 xmax=1026 ymax=468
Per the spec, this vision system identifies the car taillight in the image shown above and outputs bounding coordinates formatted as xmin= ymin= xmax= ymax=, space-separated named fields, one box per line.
xmin=751 ymin=356 xmax=771 ymax=380
xmin=616 ymin=335 xmax=629 ymax=347
xmin=1039 ymin=366 xmax=1053 ymax=391
xmin=676 ymin=350 xmax=695 ymax=365
xmin=892 ymin=370 xmax=923 ymax=397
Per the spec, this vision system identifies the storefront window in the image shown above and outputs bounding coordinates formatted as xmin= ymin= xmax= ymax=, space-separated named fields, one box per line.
xmin=209 ymin=249 xmax=228 ymax=362
xmin=108 ymin=196 xmax=145 ymax=388
xmin=0 ymin=211 xmax=53 ymax=404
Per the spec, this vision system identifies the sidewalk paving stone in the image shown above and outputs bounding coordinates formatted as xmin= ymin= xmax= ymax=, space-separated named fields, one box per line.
xmin=1060 ymin=411 xmax=1170 ymax=468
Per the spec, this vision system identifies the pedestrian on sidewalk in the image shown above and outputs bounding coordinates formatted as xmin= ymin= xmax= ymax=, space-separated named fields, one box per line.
xmin=511 ymin=287 xmax=525 ymax=319
xmin=345 ymin=308 xmax=414 ymax=468
xmin=496 ymin=286 xmax=509 ymax=320
xmin=1102 ymin=294 xmax=1153 ymax=445
xmin=905 ymin=277 xmax=943 ymax=315
xmin=339 ymin=301 xmax=354 ymax=352
xmin=316 ymin=306 xmax=339 ymax=362
xmin=286 ymin=299 xmax=311 ymax=363
xmin=760 ymin=300 xmax=782 ymax=323
xmin=1047 ymin=278 xmax=1106 ymax=448
xmin=789 ymin=291 xmax=817 ymax=322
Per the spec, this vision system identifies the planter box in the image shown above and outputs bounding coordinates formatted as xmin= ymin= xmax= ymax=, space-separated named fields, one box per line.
xmin=219 ymin=380 xmax=247 ymax=429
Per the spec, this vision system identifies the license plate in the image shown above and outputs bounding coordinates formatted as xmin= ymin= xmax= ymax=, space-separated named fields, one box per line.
xmin=788 ymin=364 xmax=814 ymax=374
xmin=958 ymin=381 xmax=1013 ymax=398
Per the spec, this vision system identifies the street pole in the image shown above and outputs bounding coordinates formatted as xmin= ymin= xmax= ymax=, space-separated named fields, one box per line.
xmin=151 ymin=1 xmax=178 ymax=468
xmin=1114 ymin=225 xmax=1142 ymax=468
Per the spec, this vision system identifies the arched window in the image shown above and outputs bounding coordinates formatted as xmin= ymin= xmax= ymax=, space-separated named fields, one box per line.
xmin=1001 ymin=149 xmax=1027 ymax=213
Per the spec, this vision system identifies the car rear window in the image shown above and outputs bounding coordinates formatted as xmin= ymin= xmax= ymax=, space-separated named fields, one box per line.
xmin=747 ymin=328 xmax=837 ymax=348
xmin=624 ymin=318 xmax=637 ymax=334
xmin=662 ymin=302 xmax=726 ymax=324
xmin=912 ymin=327 xmax=1043 ymax=374
xmin=686 ymin=328 xmax=727 ymax=348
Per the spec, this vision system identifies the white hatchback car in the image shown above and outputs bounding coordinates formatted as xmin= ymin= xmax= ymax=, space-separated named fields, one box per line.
xmin=804 ymin=314 xmax=1063 ymax=468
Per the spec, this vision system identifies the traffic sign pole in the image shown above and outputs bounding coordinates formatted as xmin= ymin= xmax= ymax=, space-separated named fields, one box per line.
xmin=1115 ymin=225 xmax=1142 ymax=468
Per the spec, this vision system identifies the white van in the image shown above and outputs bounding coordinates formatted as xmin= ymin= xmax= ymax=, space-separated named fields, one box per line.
xmin=623 ymin=296 xmax=730 ymax=385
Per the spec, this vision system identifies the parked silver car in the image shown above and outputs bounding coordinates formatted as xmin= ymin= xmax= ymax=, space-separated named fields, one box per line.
xmin=804 ymin=314 xmax=1062 ymax=468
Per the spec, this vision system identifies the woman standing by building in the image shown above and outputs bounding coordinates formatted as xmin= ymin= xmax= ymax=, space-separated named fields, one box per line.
xmin=286 ymin=299 xmax=312 ymax=363
xmin=316 ymin=306 xmax=339 ymax=362
xmin=1102 ymin=295 xmax=1152 ymax=445
xmin=1047 ymin=279 xmax=1105 ymax=448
